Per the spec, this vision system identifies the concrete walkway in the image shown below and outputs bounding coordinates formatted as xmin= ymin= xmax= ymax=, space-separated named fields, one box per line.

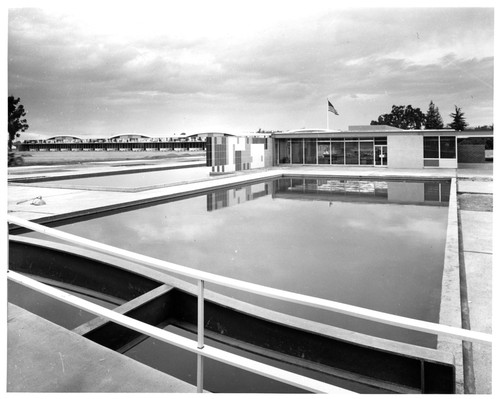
xmin=456 ymin=165 xmax=493 ymax=394
xmin=7 ymin=303 xmax=197 ymax=392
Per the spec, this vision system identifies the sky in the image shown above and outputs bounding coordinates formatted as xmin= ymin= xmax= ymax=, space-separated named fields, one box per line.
xmin=6 ymin=1 xmax=495 ymax=139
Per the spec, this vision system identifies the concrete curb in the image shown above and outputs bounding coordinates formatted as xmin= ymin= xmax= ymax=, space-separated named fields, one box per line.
xmin=437 ymin=177 xmax=464 ymax=393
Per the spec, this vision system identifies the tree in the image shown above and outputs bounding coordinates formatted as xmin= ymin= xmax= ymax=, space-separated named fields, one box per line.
xmin=370 ymin=105 xmax=426 ymax=129
xmin=469 ymin=124 xmax=493 ymax=131
xmin=448 ymin=105 xmax=468 ymax=131
xmin=8 ymin=96 xmax=29 ymax=149
xmin=424 ymin=100 xmax=444 ymax=129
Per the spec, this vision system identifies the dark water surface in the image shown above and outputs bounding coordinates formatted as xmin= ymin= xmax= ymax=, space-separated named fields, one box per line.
xmin=23 ymin=177 xmax=450 ymax=348
xmin=11 ymin=177 xmax=451 ymax=393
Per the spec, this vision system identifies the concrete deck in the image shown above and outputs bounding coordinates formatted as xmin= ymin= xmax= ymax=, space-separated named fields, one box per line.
xmin=6 ymin=161 xmax=493 ymax=393
xmin=456 ymin=168 xmax=493 ymax=395
xmin=7 ymin=303 xmax=197 ymax=392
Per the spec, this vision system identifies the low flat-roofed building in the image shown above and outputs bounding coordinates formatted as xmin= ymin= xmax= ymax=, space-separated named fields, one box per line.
xmin=272 ymin=125 xmax=493 ymax=169
xmin=205 ymin=125 xmax=492 ymax=172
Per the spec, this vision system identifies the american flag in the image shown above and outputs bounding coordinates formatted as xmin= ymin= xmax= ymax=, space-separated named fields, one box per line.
xmin=328 ymin=100 xmax=339 ymax=115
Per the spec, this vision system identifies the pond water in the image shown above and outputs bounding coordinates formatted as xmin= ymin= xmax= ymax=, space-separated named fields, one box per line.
xmin=124 ymin=324 xmax=383 ymax=393
xmin=20 ymin=177 xmax=450 ymax=349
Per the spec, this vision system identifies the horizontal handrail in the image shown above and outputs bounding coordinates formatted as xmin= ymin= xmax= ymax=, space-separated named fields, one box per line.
xmin=7 ymin=214 xmax=492 ymax=344
xmin=7 ymin=270 xmax=351 ymax=394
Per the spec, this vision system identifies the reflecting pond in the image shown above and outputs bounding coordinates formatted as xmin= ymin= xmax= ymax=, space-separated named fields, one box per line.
xmin=20 ymin=177 xmax=451 ymax=348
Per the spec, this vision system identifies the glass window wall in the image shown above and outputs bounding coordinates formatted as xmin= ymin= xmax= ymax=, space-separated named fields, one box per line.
xmin=331 ymin=141 xmax=345 ymax=164
xmin=440 ymin=136 xmax=456 ymax=158
xmin=360 ymin=141 xmax=374 ymax=165
xmin=423 ymin=136 xmax=456 ymax=161
xmin=345 ymin=141 xmax=359 ymax=165
xmin=424 ymin=137 xmax=439 ymax=158
xmin=277 ymin=140 xmax=290 ymax=164
xmin=318 ymin=141 xmax=330 ymax=164
xmin=275 ymin=137 xmax=384 ymax=166
xmin=304 ymin=139 xmax=317 ymax=164
xmin=291 ymin=139 xmax=304 ymax=164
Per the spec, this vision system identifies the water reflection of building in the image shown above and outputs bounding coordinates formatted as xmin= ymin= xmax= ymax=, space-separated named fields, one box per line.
xmin=387 ymin=181 xmax=450 ymax=204
xmin=206 ymin=178 xmax=450 ymax=211
xmin=206 ymin=182 xmax=270 ymax=211
xmin=272 ymin=178 xmax=450 ymax=206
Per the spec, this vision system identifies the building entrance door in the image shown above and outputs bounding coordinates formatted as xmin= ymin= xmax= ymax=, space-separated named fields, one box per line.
xmin=375 ymin=145 xmax=387 ymax=166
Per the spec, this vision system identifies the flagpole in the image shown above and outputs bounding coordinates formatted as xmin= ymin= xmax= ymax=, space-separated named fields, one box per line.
xmin=326 ymin=99 xmax=329 ymax=130
xmin=327 ymin=100 xmax=338 ymax=131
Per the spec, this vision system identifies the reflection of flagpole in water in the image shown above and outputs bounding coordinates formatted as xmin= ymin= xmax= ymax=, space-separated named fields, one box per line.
xmin=329 ymin=182 xmax=333 ymax=207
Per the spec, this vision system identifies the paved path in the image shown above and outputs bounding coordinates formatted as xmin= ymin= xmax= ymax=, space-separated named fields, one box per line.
xmin=456 ymin=168 xmax=493 ymax=394
xmin=7 ymin=303 xmax=197 ymax=392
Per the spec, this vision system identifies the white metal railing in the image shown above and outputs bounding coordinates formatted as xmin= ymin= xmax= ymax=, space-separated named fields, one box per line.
xmin=7 ymin=215 xmax=493 ymax=393
xmin=7 ymin=270 xmax=345 ymax=393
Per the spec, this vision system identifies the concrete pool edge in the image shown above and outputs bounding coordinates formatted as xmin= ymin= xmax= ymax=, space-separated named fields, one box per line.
xmin=437 ymin=177 xmax=463 ymax=393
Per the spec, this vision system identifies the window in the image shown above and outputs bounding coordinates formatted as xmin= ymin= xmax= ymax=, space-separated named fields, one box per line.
xmin=345 ymin=141 xmax=359 ymax=165
xmin=304 ymin=139 xmax=317 ymax=164
xmin=318 ymin=141 xmax=330 ymax=164
xmin=424 ymin=137 xmax=439 ymax=158
xmin=360 ymin=142 xmax=374 ymax=165
xmin=424 ymin=136 xmax=456 ymax=160
xmin=277 ymin=140 xmax=290 ymax=164
xmin=331 ymin=141 xmax=345 ymax=164
xmin=440 ymin=136 xmax=456 ymax=158
xmin=291 ymin=139 xmax=303 ymax=163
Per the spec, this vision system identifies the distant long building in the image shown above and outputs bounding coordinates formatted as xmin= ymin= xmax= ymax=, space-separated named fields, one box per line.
xmin=16 ymin=133 xmax=209 ymax=152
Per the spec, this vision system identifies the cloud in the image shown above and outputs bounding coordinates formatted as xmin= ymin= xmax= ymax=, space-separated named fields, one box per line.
xmin=8 ymin=6 xmax=494 ymax=135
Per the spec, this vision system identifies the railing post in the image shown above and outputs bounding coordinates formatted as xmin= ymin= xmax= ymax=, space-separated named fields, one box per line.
xmin=197 ymin=279 xmax=205 ymax=393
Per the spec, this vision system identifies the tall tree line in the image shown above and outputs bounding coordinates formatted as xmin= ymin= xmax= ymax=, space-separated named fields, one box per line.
xmin=371 ymin=101 xmax=470 ymax=131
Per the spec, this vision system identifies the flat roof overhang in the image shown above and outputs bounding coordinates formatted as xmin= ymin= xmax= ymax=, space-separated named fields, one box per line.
xmin=274 ymin=131 xmax=395 ymax=139
xmin=456 ymin=130 xmax=494 ymax=138
xmin=272 ymin=130 xmax=493 ymax=139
